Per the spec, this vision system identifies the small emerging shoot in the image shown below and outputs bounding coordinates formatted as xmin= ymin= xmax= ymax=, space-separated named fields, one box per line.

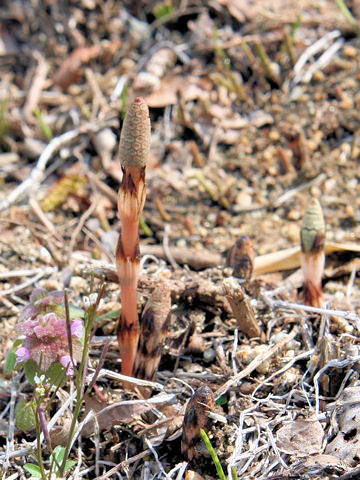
xmin=226 ymin=235 xmax=255 ymax=281
xmin=300 ymin=197 xmax=325 ymax=308
xmin=181 ymin=385 xmax=216 ymax=462
xmin=134 ymin=283 xmax=171 ymax=397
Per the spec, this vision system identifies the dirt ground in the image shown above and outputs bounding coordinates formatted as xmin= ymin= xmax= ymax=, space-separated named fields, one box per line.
xmin=1 ymin=1 xmax=360 ymax=479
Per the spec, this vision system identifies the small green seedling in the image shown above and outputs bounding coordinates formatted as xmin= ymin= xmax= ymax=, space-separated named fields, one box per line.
xmin=200 ymin=428 xmax=227 ymax=480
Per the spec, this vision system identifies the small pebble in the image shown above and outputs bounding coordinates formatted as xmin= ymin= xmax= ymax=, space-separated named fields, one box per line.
xmin=339 ymin=96 xmax=353 ymax=110
xmin=269 ymin=130 xmax=280 ymax=142
xmin=39 ymin=247 xmax=52 ymax=264
xmin=38 ymin=279 xmax=62 ymax=291
xmin=324 ymin=178 xmax=337 ymax=193
xmin=312 ymin=71 xmax=325 ymax=82
xmin=93 ymin=128 xmax=117 ymax=155
xmin=236 ymin=191 xmax=252 ymax=208
xmin=268 ymin=165 xmax=278 ymax=176
xmin=334 ymin=291 xmax=345 ymax=301
xmin=343 ymin=45 xmax=357 ymax=58
xmin=287 ymin=209 xmax=301 ymax=221
xmin=176 ymin=238 xmax=187 ymax=248
xmin=203 ymin=348 xmax=216 ymax=363
xmin=289 ymin=86 xmax=304 ymax=102
xmin=87 ymin=218 xmax=101 ymax=232
xmin=286 ymin=223 xmax=300 ymax=242
xmin=70 ymin=275 xmax=88 ymax=292
xmin=346 ymin=205 xmax=354 ymax=217
xmin=237 ymin=344 xmax=271 ymax=374
xmin=346 ymin=178 xmax=358 ymax=190
xmin=307 ymin=139 xmax=318 ymax=152
xmin=101 ymin=230 xmax=119 ymax=254
xmin=310 ymin=186 xmax=321 ymax=197
xmin=341 ymin=143 xmax=351 ymax=154
xmin=334 ymin=230 xmax=345 ymax=242
xmin=282 ymin=368 xmax=299 ymax=385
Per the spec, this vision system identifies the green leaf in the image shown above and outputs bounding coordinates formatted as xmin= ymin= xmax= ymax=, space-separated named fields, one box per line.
xmin=4 ymin=351 xmax=17 ymax=375
xmin=95 ymin=309 xmax=120 ymax=323
xmin=215 ymin=394 xmax=228 ymax=406
xmin=139 ymin=215 xmax=153 ymax=237
xmin=34 ymin=108 xmax=53 ymax=141
xmin=50 ymin=446 xmax=75 ymax=475
xmin=153 ymin=1 xmax=174 ymax=19
xmin=4 ymin=339 xmax=24 ymax=374
xmin=200 ymin=429 xmax=227 ymax=480
xmin=24 ymin=359 xmax=39 ymax=385
xmin=15 ymin=397 xmax=36 ymax=431
xmin=24 ymin=463 xmax=42 ymax=477
xmin=52 ymin=445 xmax=65 ymax=463
xmin=68 ymin=304 xmax=85 ymax=319
xmin=64 ymin=460 xmax=76 ymax=472
xmin=45 ymin=362 xmax=66 ymax=388
xmin=121 ymin=81 xmax=128 ymax=119
xmin=290 ymin=14 xmax=302 ymax=37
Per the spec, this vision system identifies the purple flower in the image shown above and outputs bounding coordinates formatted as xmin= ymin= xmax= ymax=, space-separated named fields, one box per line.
xmin=17 ymin=312 xmax=67 ymax=339
xmin=59 ymin=355 xmax=76 ymax=376
xmin=19 ymin=289 xmax=65 ymax=323
xmin=33 ymin=312 xmax=67 ymax=338
xmin=30 ymin=288 xmax=64 ymax=307
xmin=70 ymin=319 xmax=84 ymax=338
xmin=16 ymin=347 xmax=31 ymax=363
xmin=21 ymin=335 xmax=82 ymax=371
xmin=15 ymin=289 xmax=83 ymax=372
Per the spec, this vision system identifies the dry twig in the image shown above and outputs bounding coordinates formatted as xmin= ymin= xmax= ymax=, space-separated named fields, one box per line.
xmin=215 ymin=328 xmax=298 ymax=399
xmin=0 ymin=123 xmax=100 ymax=212
xmin=223 ymin=278 xmax=265 ymax=341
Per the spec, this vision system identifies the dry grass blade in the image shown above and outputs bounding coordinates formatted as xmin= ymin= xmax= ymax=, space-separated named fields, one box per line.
xmin=253 ymin=241 xmax=360 ymax=275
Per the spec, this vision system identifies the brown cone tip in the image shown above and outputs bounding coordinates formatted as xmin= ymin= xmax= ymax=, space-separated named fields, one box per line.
xmin=119 ymin=97 xmax=151 ymax=168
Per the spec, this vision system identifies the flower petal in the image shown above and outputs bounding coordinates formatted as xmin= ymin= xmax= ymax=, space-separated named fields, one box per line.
xmin=15 ymin=347 xmax=31 ymax=362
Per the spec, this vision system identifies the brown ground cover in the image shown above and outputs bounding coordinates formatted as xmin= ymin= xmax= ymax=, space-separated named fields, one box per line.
xmin=1 ymin=1 xmax=360 ymax=478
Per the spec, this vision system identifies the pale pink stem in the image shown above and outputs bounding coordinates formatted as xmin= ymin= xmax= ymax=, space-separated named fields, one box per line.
xmin=116 ymin=98 xmax=150 ymax=386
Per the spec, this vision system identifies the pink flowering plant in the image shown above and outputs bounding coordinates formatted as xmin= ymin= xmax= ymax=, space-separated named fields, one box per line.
xmin=8 ymin=285 xmax=106 ymax=479
xmin=15 ymin=289 xmax=84 ymax=374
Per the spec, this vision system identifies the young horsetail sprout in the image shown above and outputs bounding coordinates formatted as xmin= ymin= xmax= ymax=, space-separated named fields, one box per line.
xmin=133 ymin=283 xmax=171 ymax=397
xmin=226 ymin=234 xmax=255 ymax=281
xmin=181 ymin=385 xmax=216 ymax=462
xmin=115 ymin=97 xmax=150 ymax=385
xmin=300 ymin=198 xmax=325 ymax=308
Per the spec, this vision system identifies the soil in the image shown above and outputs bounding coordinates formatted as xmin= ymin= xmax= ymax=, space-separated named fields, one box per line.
xmin=1 ymin=1 xmax=360 ymax=479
